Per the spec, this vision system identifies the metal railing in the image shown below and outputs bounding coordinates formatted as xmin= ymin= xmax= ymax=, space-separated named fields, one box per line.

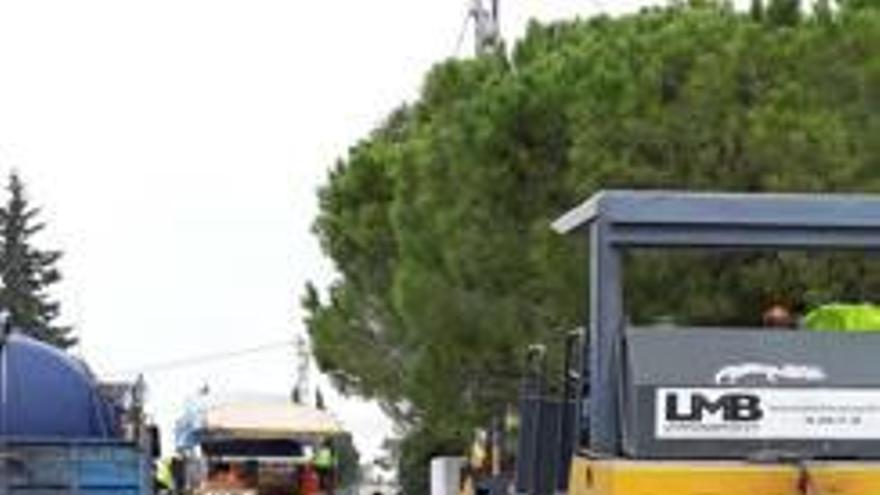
xmin=514 ymin=330 xmax=582 ymax=495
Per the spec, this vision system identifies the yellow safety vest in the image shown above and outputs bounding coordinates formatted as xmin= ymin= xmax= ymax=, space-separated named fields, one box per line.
xmin=155 ymin=459 xmax=174 ymax=490
xmin=314 ymin=447 xmax=335 ymax=469
xmin=805 ymin=304 xmax=880 ymax=332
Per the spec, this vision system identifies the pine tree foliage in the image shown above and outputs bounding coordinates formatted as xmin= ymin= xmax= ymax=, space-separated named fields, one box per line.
xmin=751 ymin=0 xmax=766 ymax=20
xmin=0 ymin=172 xmax=75 ymax=348
xmin=767 ymin=0 xmax=802 ymax=25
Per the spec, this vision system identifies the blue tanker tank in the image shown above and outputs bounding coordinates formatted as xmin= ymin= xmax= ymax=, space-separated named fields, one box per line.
xmin=0 ymin=332 xmax=149 ymax=493
xmin=0 ymin=332 xmax=116 ymax=438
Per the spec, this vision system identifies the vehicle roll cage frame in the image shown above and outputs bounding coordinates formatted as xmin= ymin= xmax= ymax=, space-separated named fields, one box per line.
xmin=552 ymin=190 xmax=880 ymax=455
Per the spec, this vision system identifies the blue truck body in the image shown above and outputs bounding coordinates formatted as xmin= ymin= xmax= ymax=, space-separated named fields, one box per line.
xmin=0 ymin=333 xmax=154 ymax=495
xmin=0 ymin=438 xmax=151 ymax=495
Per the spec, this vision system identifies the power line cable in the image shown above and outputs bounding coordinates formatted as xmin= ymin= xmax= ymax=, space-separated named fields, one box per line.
xmin=108 ymin=339 xmax=296 ymax=376
xmin=454 ymin=7 xmax=473 ymax=57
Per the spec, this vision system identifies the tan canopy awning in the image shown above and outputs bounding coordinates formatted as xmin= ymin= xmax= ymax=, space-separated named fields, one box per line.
xmin=201 ymin=400 xmax=345 ymax=440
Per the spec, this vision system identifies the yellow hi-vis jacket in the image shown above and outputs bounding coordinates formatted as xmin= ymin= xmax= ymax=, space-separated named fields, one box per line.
xmin=314 ymin=447 xmax=335 ymax=470
xmin=804 ymin=304 xmax=880 ymax=332
xmin=155 ymin=459 xmax=174 ymax=490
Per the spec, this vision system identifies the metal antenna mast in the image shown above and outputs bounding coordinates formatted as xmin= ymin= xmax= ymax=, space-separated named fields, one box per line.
xmin=293 ymin=336 xmax=310 ymax=404
xmin=470 ymin=0 xmax=500 ymax=55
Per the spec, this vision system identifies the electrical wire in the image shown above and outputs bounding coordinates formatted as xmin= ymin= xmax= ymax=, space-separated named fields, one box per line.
xmin=453 ymin=3 xmax=473 ymax=56
xmin=108 ymin=339 xmax=296 ymax=376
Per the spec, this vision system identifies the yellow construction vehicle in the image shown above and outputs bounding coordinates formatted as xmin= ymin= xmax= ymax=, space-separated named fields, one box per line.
xmin=518 ymin=190 xmax=880 ymax=495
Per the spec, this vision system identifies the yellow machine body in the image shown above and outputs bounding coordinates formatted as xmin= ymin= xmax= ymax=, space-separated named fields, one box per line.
xmin=568 ymin=456 xmax=880 ymax=495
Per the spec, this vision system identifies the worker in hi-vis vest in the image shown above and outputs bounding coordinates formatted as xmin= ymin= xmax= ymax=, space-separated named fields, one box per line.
xmin=805 ymin=303 xmax=880 ymax=332
xmin=154 ymin=458 xmax=174 ymax=494
xmin=313 ymin=441 xmax=336 ymax=493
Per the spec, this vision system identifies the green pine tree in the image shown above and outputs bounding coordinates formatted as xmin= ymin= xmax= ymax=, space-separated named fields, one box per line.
xmin=751 ymin=0 xmax=765 ymax=20
xmin=841 ymin=0 xmax=880 ymax=10
xmin=767 ymin=0 xmax=802 ymax=25
xmin=0 ymin=172 xmax=75 ymax=348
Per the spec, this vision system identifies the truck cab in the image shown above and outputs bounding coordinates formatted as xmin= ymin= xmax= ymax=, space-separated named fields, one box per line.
xmin=175 ymin=395 xmax=344 ymax=495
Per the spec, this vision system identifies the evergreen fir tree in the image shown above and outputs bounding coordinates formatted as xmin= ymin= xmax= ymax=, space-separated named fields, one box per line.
xmin=0 ymin=172 xmax=75 ymax=348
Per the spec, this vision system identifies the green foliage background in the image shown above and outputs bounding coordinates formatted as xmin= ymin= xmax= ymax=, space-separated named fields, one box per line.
xmin=304 ymin=1 xmax=880 ymax=491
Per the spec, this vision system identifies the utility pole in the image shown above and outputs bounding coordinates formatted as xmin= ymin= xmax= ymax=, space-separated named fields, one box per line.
xmin=292 ymin=336 xmax=310 ymax=404
xmin=470 ymin=0 xmax=500 ymax=55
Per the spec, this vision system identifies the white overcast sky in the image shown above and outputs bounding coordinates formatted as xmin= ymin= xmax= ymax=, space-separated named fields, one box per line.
xmin=0 ymin=0 xmax=672 ymax=461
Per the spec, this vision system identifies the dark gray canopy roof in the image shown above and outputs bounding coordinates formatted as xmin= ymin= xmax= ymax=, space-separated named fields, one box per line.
xmin=554 ymin=189 xmax=880 ymax=232
xmin=553 ymin=190 xmax=880 ymax=249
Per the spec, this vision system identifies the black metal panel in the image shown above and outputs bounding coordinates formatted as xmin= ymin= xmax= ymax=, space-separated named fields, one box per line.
xmin=533 ymin=401 xmax=562 ymax=495
xmin=514 ymin=397 xmax=576 ymax=495
xmin=514 ymin=397 xmax=538 ymax=494
xmin=201 ymin=438 xmax=305 ymax=458
xmin=623 ymin=328 xmax=880 ymax=459
xmin=556 ymin=332 xmax=580 ymax=492
xmin=554 ymin=400 xmax=576 ymax=492
xmin=627 ymin=328 xmax=880 ymax=385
